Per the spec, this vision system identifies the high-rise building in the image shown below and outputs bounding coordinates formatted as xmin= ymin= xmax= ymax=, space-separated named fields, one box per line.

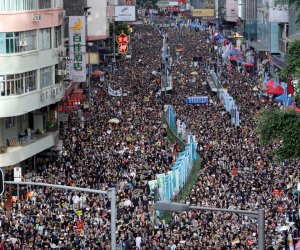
xmin=0 ymin=0 xmax=66 ymax=173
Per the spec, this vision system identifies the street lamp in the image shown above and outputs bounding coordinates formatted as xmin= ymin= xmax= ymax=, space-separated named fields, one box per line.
xmin=6 ymin=181 xmax=117 ymax=250
xmin=155 ymin=201 xmax=265 ymax=250
xmin=87 ymin=42 xmax=93 ymax=109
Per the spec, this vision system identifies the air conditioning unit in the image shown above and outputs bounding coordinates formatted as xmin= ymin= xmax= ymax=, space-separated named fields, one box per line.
xmin=32 ymin=14 xmax=41 ymax=22
xmin=58 ymin=50 xmax=66 ymax=58
xmin=56 ymin=70 xmax=67 ymax=76
xmin=19 ymin=41 xmax=27 ymax=47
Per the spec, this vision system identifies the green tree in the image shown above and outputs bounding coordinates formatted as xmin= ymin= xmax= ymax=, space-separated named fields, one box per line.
xmin=274 ymin=0 xmax=300 ymax=22
xmin=255 ymin=109 xmax=300 ymax=160
xmin=280 ymin=41 xmax=300 ymax=101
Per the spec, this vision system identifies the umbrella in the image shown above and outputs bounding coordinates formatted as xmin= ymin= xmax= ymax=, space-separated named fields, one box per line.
xmin=230 ymin=49 xmax=243 ymax=56
xmin=266 ymin=79 xmax=275 ymax=88
xmin=126 ymin=136 xmax=133 ymax=142
xmin=252 ymin=86 xmax=259 ymax=91
xmin=92 ymin=70 xmax=105 ymax=77
xmin=191 ymin=71 xmax=198 ymax=75
xmin=230 ymin=54 xmax=244 ymax=61
xmin=268 ymin=85 xmax=284 ymax=95
xmin=243 ymin=62 xmax=254 ymax=67
xmin=108 ymin=118 xmax=120 ymax=124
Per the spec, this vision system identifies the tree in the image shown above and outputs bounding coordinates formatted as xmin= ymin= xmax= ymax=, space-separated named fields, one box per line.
xmin=274 ymin=0 xmax=300 ymax=23
xmin=255 ymin=108 xmax=300 ymax=160
xmin=279 ymin=40 xmax=300 ymax=101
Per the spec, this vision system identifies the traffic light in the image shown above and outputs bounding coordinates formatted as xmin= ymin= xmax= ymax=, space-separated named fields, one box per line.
xmin=0 ymin=169 xmax=4 ymax=195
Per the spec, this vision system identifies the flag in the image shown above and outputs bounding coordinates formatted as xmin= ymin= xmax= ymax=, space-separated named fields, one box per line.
xmin=295 ymin=240 xmax=300 ymax=250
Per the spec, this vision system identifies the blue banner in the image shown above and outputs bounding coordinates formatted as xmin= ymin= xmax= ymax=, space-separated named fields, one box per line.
xmin=186 ymin=96 xmax=209 ymax=104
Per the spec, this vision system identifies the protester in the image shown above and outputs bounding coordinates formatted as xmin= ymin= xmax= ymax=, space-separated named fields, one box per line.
xmin=1 ymin=14 xmax=300 ymax=250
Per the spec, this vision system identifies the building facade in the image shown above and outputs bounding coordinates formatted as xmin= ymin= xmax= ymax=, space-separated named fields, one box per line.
xmin=0 ymin=0 xmax=66 ymax=172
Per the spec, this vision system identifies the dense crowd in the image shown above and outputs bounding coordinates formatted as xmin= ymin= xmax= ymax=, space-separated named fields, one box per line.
xmin=1 ymin=14 xmax=300 ymax=250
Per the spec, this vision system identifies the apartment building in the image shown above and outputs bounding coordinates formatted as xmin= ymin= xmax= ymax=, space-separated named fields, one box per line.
xmin=0 ymin=0 xmax=66 ymax=172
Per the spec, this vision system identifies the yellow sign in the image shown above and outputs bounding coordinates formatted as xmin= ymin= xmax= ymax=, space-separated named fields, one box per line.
xmin=192 ymin=9 xmax=214 ymax=17
xmin=70 ymin=18 xmax=83 ymax=31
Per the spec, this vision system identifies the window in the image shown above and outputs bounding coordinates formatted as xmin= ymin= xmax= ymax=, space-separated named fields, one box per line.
xmin=39 ymin=28 xmax=51 ymax=50
xmin=0 ymin=0 xmax=55 ymax=11
xmin=5 ymin=117 xmax=15 ymax=128
xmin=0 ymin=0 xmax=62 ymax=11
xmin=20 ymin=30 xmax=37 ymax=51
xmin=0 ymin=75 xmax=4 ymax=96
xmin=54 ymin=26 xmax=62 ymax=48
xmin=40 ymin=66 xmax=53 ymax=88
xmin=0 ymin=32 xmax=20 ymax=54
xmin=0 ymin=30 xmax=36 ymax=54
xmin=0 ymin=71 xmax=37 ymax=96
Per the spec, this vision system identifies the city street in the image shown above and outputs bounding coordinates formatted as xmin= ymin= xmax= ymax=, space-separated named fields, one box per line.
xmin=1 ymin=14 xmax=300 ymax=250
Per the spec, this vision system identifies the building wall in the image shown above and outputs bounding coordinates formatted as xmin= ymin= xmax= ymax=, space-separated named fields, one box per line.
xmin=63 ymin=0 xmax=86 ymax=16
xmin=87 ymin=0 xmax=109 ymax=40
xmin=289 ymin=4 xmax=300 ymax=36
xmin=224 ymin=0 xmax=238 ymax=22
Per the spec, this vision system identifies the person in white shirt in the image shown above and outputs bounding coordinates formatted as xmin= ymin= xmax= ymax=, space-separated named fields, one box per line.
xmin=135 ymin=235 xmax=142 ymax=250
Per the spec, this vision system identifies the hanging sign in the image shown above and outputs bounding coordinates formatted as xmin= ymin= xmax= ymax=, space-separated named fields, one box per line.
xmin=116 ymin=32 xmax=130 ymax=54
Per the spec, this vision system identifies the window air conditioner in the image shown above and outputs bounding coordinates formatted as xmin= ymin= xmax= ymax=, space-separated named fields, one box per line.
xmin=19 ymin=41 xmax=27 ymax=47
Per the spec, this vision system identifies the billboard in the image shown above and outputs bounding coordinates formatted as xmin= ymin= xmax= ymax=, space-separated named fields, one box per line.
xmin=69 ymin=16 xmax=86 ymax=82
xmin=85 ymin=52 xmax=100 ymax=65
xmin=115 ymin=6 xmax=136 ymax=22
xmin=87 ymin=0 xmax=109 ymax=40
xmin=192 ymin=9 xmax=214 ymax=17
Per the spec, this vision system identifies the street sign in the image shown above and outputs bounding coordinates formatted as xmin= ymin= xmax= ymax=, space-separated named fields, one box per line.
xmin=0 ymin=169 xmax=4 ymax=195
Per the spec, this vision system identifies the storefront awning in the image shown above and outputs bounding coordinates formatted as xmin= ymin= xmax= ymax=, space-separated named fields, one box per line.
xmin=286 ymin=32 xmax=300 ymax=42
xmin=249 ymin=41 xmax=269 ymax=51
xmin=270 ymin=54 xmax=286 ymax=69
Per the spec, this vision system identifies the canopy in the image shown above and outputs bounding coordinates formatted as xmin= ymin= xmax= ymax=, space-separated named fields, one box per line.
xmin=92 ymin=70 xmax=105 ymax=77
xmin=243 ymin=62 xmax=254 ymax=67
xmin=108 ymin=118 xmax=120 ymax=124
xmin=266 ymin=79 xmax=275 ymax=88
xmin=267 ymin=85 xmax=284 ymax=95
xmin=287 ymin=81 xmax=295 ymax=94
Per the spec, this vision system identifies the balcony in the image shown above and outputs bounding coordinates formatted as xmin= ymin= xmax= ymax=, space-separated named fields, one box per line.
xmin=0 ymin=83 xmax=65 ymax=117
xmin=0 ymin=130 xmax=59 ymax=167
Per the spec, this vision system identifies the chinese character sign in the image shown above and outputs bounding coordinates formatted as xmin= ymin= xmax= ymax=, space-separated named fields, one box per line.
xmin=69 ymin=16 xmax=86 ymax=82
xmin=116 ymin=32 xmax=130 ymax=54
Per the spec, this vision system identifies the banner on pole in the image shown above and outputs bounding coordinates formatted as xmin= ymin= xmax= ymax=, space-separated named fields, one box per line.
xmin=69 ymin=16 xmax=86 ymax=82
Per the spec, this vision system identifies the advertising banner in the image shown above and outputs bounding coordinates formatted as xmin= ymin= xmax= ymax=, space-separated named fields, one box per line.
xmin=115 ymin=6 xmax=136 ymax=22
xmin=192 ymin=9 xmax=214 ymax=17
xmin=157 ymin=173 xmax=165 ymax=200
xmin=69 ymin=16 xmax=86 ymax=82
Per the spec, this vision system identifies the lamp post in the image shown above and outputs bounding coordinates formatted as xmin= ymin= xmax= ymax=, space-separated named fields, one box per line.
xmin=87 ymin=42 xmax=93 ymax=109
xmin=155 ymin=201 xmax=265 ymax=250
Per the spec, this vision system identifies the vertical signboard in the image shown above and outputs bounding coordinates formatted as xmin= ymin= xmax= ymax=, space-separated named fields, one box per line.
xmin=69 ymin=16 xmax=86 ymax=82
